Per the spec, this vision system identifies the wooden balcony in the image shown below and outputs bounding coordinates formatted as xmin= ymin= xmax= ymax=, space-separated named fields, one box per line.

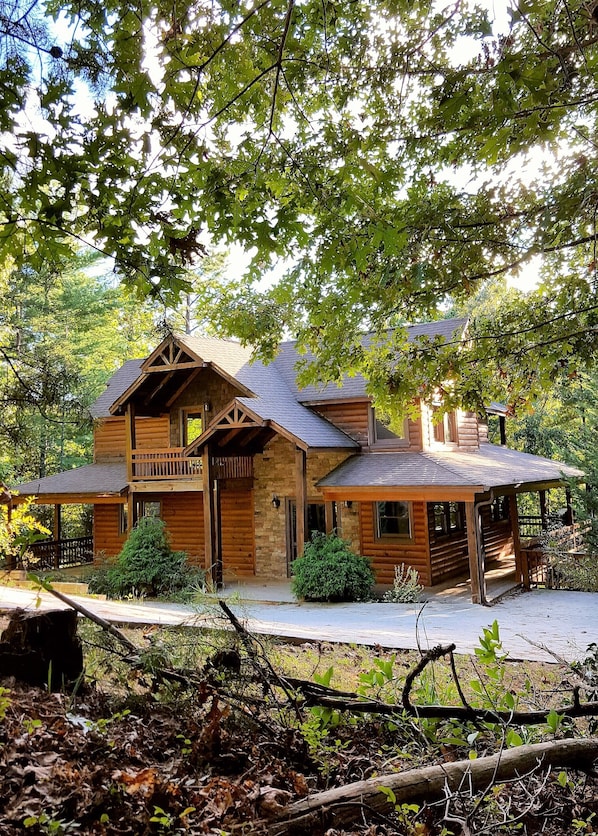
xmin=131 ymin=448 xmax=201 ymax=481
xmin=130 ymin=449 xmax=253 ymax=482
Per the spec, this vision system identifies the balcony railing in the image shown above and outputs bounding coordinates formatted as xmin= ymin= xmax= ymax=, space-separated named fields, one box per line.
xmin=130 ymin=449 xmax=253 ymax=481
xmin=26 ymin=536 xmax=94 ymax=570
xmin=131 ymin=448 xmax=201 ymax=480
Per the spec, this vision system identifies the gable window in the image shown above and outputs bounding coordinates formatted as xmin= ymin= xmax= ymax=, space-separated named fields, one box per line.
xmin=373 ymin=409 xmax=409 ymax=447
xmin=180 ymin=407 xmax=204 ymax=446
xmin=491 ymin=496 xmax=510 ymax=523
xmin=432 ymin=502 xmax=464 ymax=536
xmin=432 ymin=409 xmax=458 ymax=444
xmin=375 ymin=501 xmax=412 ymax=539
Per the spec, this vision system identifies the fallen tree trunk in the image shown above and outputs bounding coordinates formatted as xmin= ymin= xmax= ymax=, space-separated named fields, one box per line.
xmin=0 ymin=608 xmax=83 ymax=690
xmin=266 ymin=738 xmax=598 ymax=835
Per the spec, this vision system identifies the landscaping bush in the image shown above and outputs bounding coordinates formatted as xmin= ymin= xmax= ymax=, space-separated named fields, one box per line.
xmin=87 ymin=517 xmax=205 ymax=599
xmin=382 ymin=562 xmax=423 ymax=603
xmin=291 ymin=532 xmax=374 ymax=602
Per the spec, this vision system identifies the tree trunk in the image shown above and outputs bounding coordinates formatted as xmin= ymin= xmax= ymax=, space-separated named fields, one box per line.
xmin=0 ymin=608 xmax=84 ymax=691
xmin=267 ymin=739 xmax=598 ymax=835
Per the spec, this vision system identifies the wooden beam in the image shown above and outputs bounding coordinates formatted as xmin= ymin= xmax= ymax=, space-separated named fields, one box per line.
xmin=202 ymin=445 xmax=221 ymax=587
xmin=319 ymin=486 xmax=482 ymax=503
xmin=165 ymin=366 xmax=202 ymax=408
xmin=145 ymin=370 xmax=175 ymax=405
xmin=217 ymin=427 xmax=244 ymax=447
xmin=295 ymin=447 xmax=307 ymax=558
xmin=539 ymin=490 xmax=548 ymax=529
xmin=465 ymin=502 xmax=484 ymax=605
xmin=125 ymin=403 xmax=136 ymax=482
xmin=325 ymin=501 xmax=335 ymax=535
xmin=510 ymin=494 xmax=525 ymax=587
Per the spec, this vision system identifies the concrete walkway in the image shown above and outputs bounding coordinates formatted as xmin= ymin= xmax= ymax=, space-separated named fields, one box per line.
xmin=0 ymin=583 xmax=595 ymax=663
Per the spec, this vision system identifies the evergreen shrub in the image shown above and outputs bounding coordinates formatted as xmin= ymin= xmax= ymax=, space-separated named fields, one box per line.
xmin=291 ymin=532 xmax=374 ymax=602
xmin=87 ymin=516 xmax=204 ymax=599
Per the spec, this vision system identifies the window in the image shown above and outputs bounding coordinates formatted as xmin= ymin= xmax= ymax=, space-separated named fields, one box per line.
xmin=119 ymin=504 xmax=128 ymax=535
xmin=491 ymin=496 xmax=510 ymax=522
xmin=432 ymin=502 xmax=464 ymax=536
xmin=431 ymin=409 xmax=458 ymax=444
xmin=375 ymin=501 xmax=412 ymax=539
xmin=180 ymin=407 xmax=204 ymax=446
xmin=135 ymin=500 xmax=161 ymax=522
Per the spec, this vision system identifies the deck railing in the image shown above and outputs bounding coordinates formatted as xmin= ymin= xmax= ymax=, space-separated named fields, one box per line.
xmin=27 ymin=536 xmax=94 ymax=570
xmin=131 ymin=448 xmax=202 ymax=480
xmin=520 ymin=522 xmax=589 ymax=588
xmin=130 ymin=449 xmax=253 ymax=481
xmin=518 ymin=514 xmax=564 ymax=538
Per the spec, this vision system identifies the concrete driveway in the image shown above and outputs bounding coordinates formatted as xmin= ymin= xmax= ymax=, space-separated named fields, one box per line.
xmin=0 ymin=584 xmax=595 ymax=663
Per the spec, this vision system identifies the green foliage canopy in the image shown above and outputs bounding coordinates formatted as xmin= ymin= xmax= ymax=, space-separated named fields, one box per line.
xmin=2 ymin=0 xmax=598 ymax=406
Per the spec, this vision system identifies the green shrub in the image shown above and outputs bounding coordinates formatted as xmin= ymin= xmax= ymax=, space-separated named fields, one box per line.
xmin=291 ymin=532 xmax=374 ymax=602
xmin=87 ymin=517 xmax=205 ymax=599
xmin=382 ymin=563 xmax=423 ymax=603
xmin=549 ymin=552 xmax=598 ymax=592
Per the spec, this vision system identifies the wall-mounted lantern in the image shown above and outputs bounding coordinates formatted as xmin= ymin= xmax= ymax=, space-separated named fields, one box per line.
xmin=271 ymin=495 xmax=281 ymax=509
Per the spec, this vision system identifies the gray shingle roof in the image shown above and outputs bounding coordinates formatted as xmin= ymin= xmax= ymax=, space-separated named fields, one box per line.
xmin=237 ymin=396 xmax=359 ymax=449
xmin=13 ymin=464 xmax=128 ymax=498
xmin=318 ymin=444 xmax=582 ymax=492
xmin=272 ymin=318 xmax=468 ymax=402
xmin=91 ymin=360 xmax=144 ymax=419
xmin=89 ymin=319 xmax=468 ymax=450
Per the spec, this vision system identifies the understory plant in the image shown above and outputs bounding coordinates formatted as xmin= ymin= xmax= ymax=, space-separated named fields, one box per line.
xmin=291 ymin=532 xmax=374 ymax=602
xmin=87 ymin=516 xmax=204 ymax=599
xmin=382 ymin=563 xmax=423 ymax=603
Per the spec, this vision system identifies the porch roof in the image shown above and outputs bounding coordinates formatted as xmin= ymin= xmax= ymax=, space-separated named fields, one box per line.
xmin=317 ymin=443 xmax=583 ymax=497
xmin=12 ymin=463 xmax=128 ymax=501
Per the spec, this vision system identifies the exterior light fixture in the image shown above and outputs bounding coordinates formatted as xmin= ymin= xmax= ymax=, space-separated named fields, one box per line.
xmin=271 ymin=495 xmax=281 ymax=509
xmin=344 ymin=501 xmax=353 ymax=509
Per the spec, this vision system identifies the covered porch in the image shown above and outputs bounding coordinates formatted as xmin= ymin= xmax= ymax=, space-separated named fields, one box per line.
xmin=317 ymin=445 xmax=584 ymax=605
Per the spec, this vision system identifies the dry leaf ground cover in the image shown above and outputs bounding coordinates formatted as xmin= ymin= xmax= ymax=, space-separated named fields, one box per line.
xmin=0 ymin=616 xmax=596 ymax=835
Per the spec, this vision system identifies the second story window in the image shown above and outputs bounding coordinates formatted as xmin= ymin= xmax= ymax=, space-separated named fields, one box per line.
xmin=374 ymin=409 xmax=409 ymax=446
xmin=181 ymin=407 xmax=204 ymax=446
xmin=432 ymin=408 xmax=458 ymax=444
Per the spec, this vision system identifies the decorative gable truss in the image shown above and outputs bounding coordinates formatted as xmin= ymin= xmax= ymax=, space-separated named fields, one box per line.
xmin=143 ymin=340 xmax=202 ymax=372
xmin=186 ymin=400 xmax=277 ymax=457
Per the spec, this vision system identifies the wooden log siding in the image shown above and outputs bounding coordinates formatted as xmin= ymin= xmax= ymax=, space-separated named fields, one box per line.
xmin=456 ymin=411 xmax=480 ymax=450
xmin=480 ymin=506 xmax=515 ymax=566
xmin=94 ymin=504 xmax=126 ymax=559
xmin=220 ymin=488 xmax=255 ymax=577
xmin=360 ymin=501 xmax=431 ymax=586
xmin=311 ymin=402 xmax=370 ymax=445
xmin=94 ymin=417 xmax=170 ymax=462
xmin=427 ymin=504 xmax=470 ymax=585
xmin=161 ymin=493 xmax=205 ymax=566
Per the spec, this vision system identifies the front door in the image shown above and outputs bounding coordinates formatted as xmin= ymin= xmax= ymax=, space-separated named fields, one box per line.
xmin=286 ymin=500 xmax=335 ymax=573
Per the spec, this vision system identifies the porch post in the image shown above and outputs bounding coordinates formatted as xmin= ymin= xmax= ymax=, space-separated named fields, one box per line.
xmin=125 ymin=403 xmax=136 ymax=482
xmin=53 ymin=504 xmax=62 ymax=570
xmin=202 ymin=445 xmax=221 ymax=588
xmin=465 ymin=502 xmax=486 ymax=604
xmin=324 ymin=501 xmax=335 ymax=535
xmin=565 ymin=487 xmax=573 ymax=526
xmin=509 ymin=495 xmax=525 ymax=587
xmin=295 ymin=447 xmax=307 ymax=558
xmin=539 ymin=490 xmax=548 ymax=529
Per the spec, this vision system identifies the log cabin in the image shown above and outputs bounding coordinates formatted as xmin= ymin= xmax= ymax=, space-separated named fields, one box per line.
xmin=12 ymin=318 xmax=583 ymax=603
